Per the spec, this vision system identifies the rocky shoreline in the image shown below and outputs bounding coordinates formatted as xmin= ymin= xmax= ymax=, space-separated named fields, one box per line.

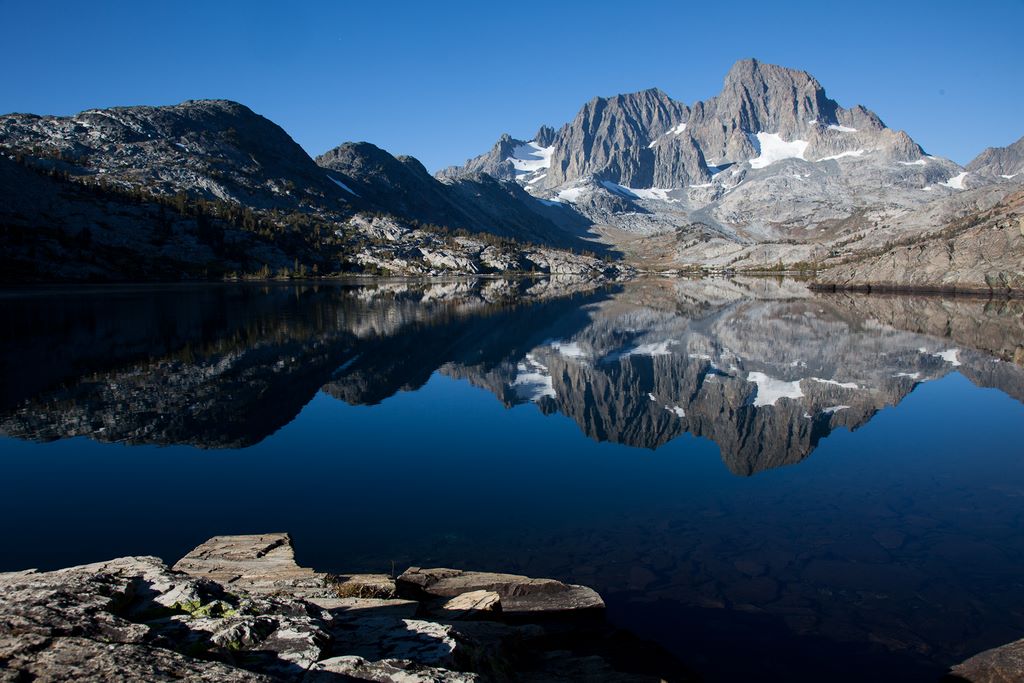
xmin=0 ymin=533 xmax=688 ymax=682
xmin=2 ymin=532 xmax=1022 ymax=681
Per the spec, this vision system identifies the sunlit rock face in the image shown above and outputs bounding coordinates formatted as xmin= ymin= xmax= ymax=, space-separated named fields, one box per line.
xmin=440 ymin=58 xmax=990 ymax=271
xmin=2 ymin=278 xmax=1022 ymax=475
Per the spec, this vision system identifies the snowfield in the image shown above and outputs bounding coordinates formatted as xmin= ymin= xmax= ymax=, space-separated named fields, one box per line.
xmin=748 ymin=133 xmax=809 ymax=169
xmin=601 ymin=181 xmax=680 ymax=203
xmin=510 ymin=142 xmax=554 ymax=177
xmin=940 ymin=172 xmax=968 ymax=190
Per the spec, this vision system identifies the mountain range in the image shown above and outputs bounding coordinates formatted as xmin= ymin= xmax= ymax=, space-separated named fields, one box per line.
xmin=1 ymin=58 xmax=1021 ymax=288
xmin=443 ymin=59 xmax=1023 ymax=275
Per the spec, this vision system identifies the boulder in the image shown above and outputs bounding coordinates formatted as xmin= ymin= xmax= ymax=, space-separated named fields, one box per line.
xmin=172 ymin=533 xmax=336 ymax=602
xmin=397 ymin=567 xmax=604 ymax=617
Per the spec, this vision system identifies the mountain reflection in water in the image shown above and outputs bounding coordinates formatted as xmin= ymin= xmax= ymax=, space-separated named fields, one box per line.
xmin=3 ymin=278 xmax=1023 ymax=475
xmin=2 ymin=277 xmax=1024 ymax=682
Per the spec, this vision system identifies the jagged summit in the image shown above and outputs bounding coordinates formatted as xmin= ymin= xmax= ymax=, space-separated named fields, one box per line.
xmin=438 ymin=58 xmax=966 ymax=260
xmin=546 ymin=86 xmax=690 ymax=188
xmin=533 ymin=124 xmax=556 ymax=147
xmin=444 ymin=59 xmax=928 ymax=193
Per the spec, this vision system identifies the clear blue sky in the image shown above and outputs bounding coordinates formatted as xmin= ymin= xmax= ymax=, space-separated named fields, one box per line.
xmin=5 ymin=0 xmax=1022 ymax=170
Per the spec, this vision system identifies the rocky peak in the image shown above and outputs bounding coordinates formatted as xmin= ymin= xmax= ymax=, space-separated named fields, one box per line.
xmin=687 ymin=59 xmax=841 ymax=162
xmin=967 ymin=134 xmax=1024 ymax=179
xmin=318 ymin=140 xmax=397 ymax=176
xmin=533 ymin=124 xmax=556 ymax=147
xmin=728 ymin=58 xmax=837 ymax=126
xmin=545 ymin=87 xmax=690 ymax=188
xmin=435 ymin=132 xmax=526 ymax=182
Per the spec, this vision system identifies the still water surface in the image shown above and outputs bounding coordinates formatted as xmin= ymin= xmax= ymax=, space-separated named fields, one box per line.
xmin=2 ymin=278 xmax=1023 ymax=681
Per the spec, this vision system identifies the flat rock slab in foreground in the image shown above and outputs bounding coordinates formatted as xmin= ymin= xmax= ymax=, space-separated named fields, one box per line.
xmin=172 ymin=533 xmax=337 ymax=600
xmin=397 ymin=566 xmax=605 ymax=616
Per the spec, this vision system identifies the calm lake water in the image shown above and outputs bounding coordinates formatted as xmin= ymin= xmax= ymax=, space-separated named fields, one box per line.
xmin=2 ymin=278 xmax=1024 ymax=682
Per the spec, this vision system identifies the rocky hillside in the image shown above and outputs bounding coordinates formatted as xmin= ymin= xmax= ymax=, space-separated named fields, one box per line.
xmin=317 ymin=142 xmax=595 ymax=251
xmin=0 ymin=99 xmax=346 ymax=210
xmin=813 ymin=188 xmax=1024 ymax=295
xmin=0 ymin=533 xmax=686 ymax=681
xmin=0 ymin=100 xmax=617 ymax=282
xmin=3 ymin=68 xmax=1022 ymax=283
xmin=442 ymin=59 xmax=1023 ymax=270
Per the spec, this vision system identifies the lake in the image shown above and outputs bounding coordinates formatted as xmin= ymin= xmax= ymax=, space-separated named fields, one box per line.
xmin=2 ymin=277 xmax=1023 ymax=682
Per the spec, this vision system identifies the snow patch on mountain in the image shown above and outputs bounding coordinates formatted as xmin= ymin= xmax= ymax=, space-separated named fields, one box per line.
xmin=648 ymin=122 xmax=689 ymax=148
xmin=817 ymin=149 xmax=866 ymax=162
xmin=748 ymin=133 xmax=809 ymax=169
xmin=510 ymin=142 xmax=554 ymax=177
xmin=328 ymin=175 xmax=359 ymax=196
xmin=940 ymin=172 xmax=968 ymax=190
xmin=601 ymin=181 xmax=680 ymax=203
xmin=556 ymin=186 xmax=588 ymax=203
